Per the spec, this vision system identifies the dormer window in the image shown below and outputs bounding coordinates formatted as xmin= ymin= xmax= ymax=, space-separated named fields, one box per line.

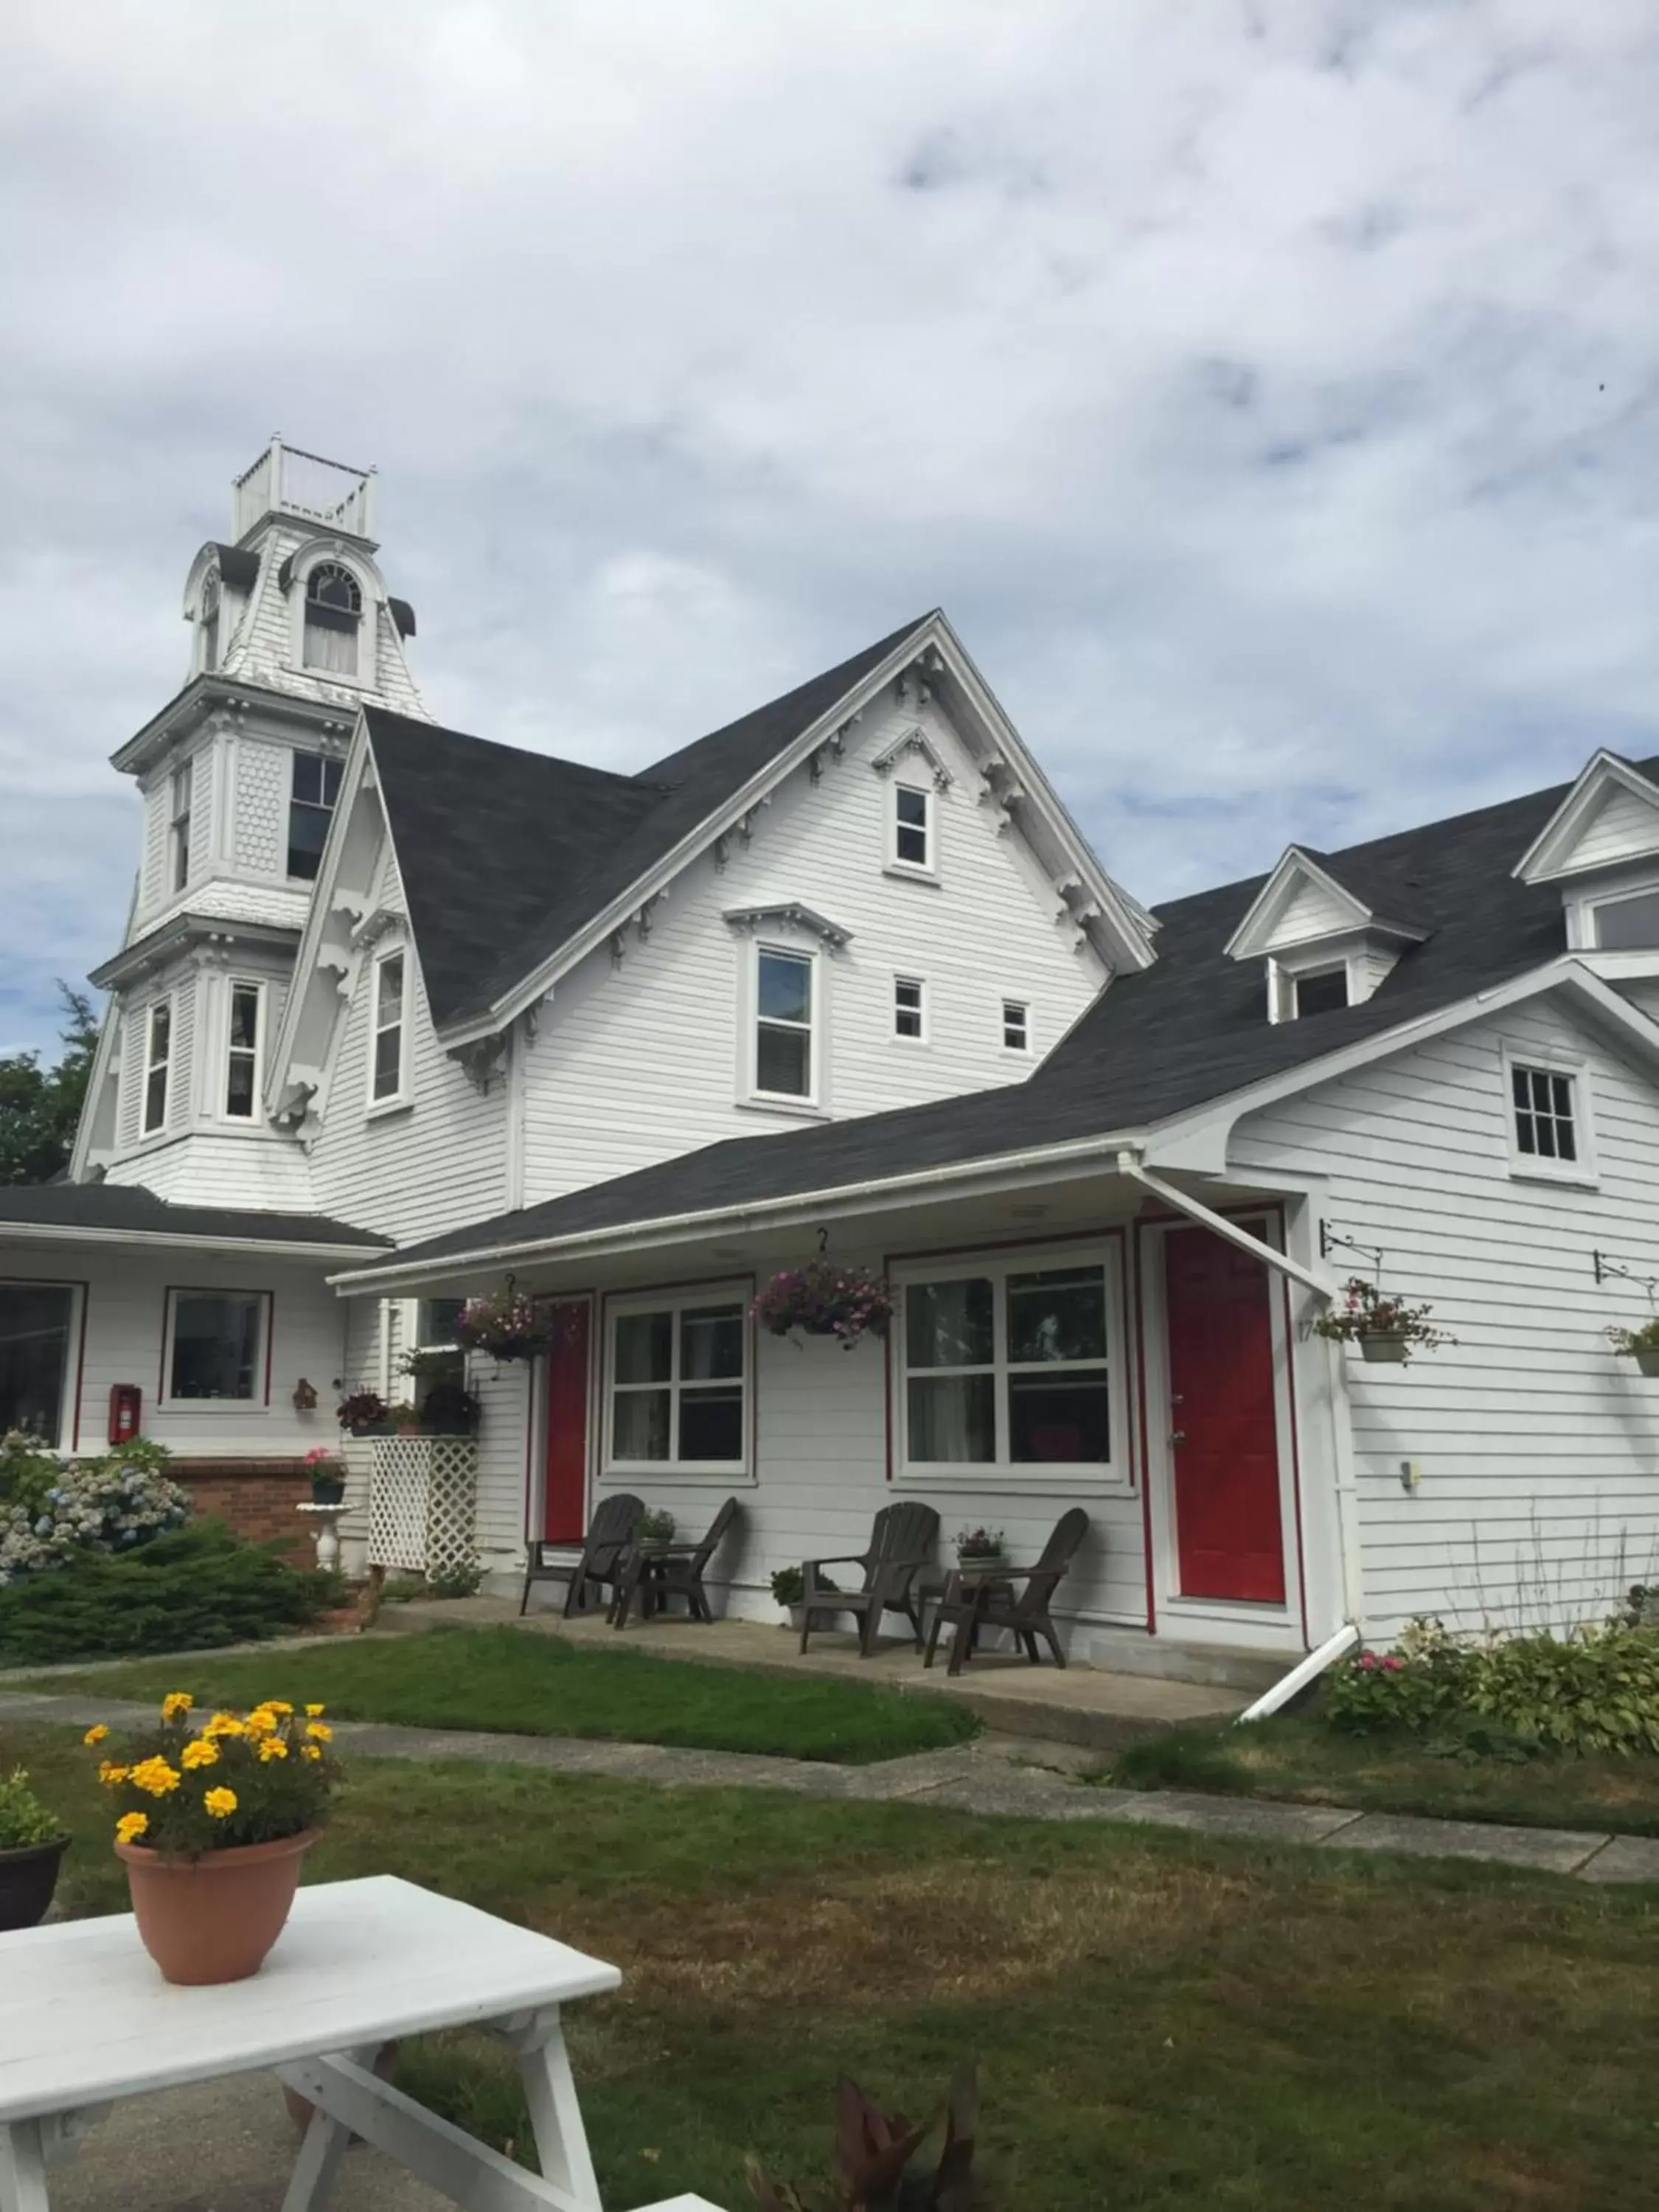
xmin=198 ymin=571 xmax=220 ymax=672
xmin=1227 ymin=845 xmax=1425 ymax=1025
xmin=303 ymin=562 xmax=362 ymax=677
xmin=1293 ymin=967 xmax=1349 ymax=1018
xmin=1593 ymin=886 xmax=1659 ymax=950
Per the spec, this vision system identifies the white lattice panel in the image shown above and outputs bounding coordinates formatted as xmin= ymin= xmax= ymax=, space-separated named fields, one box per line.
xmin=368 ymin=1438 xmax=478 ymax=1579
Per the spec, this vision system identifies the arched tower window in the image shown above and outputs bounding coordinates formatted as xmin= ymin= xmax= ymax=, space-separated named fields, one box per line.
xmin=199 ymin=570 xmax=220 ymax=672
xmin=302 ymin=560 xmax=363 ymax=677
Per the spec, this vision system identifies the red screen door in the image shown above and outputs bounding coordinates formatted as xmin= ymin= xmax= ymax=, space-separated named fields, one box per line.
xmin=1164 ymin=1226 xmax=1286 ymax=1604
xmin=543 ymin=1301 xmax=591 ymax=1544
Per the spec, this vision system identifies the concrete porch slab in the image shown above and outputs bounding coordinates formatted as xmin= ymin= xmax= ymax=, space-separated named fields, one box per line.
xmin=388 ymin=1596 xmax=1250 ymax=1752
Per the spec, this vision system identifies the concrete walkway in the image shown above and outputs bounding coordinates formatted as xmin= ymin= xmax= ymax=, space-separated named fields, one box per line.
xmin=7 ymin=1689 xmax=1658 ymax=1883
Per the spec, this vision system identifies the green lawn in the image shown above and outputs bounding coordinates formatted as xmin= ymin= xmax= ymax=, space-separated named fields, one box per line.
xmin=1107 ymin=1709 xmax=1659 ymax=1835
xmin=29 ymin=1624 xmax=977 ymax=1764
xmin=12 ymin=1718 xmax=1659 ymax=2212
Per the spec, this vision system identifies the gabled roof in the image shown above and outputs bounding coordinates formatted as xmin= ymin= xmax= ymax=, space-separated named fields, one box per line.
xmin=349 ymin=756 xmax=1649 ymax=1280
xmin=1225 ymin=844 xmax=1428 ymax=960
xmin=0 ymin=1183 xmax=391 ymax=1255
xmin=1512 ymin=749 xmax=1659 ymax=884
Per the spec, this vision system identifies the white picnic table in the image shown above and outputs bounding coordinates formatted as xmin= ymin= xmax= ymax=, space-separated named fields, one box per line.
xmin=0 ymin=1874 xmax=723 ymax=2212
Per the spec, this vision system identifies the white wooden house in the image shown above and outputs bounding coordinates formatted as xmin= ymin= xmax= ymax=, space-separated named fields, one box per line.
xmin=10 ymin=440 xmax=1659 ymax=1666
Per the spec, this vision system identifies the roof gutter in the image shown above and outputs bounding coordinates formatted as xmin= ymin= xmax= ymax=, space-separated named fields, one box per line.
xmin=330 ymin=1125 xmax=1149 ymax=1293
xmin=0 ymin=1222 xmax=391 ymax=1262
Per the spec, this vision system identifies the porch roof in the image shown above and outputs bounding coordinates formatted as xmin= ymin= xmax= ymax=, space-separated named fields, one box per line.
xmin=337 ymin=754 xmax=1643 ymax=1291
xmin=0 ymin=1183 xmax=392 ymax=1259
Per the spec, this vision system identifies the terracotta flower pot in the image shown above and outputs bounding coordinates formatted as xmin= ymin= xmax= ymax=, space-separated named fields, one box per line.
xmin=0 ymin=1836 xmax=69 ymax=1932
xmin=115 ymin=1828 xmax=318 ymax=1985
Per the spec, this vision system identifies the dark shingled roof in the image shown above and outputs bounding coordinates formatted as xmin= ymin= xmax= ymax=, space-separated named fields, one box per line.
xmin=0 ymin=1184 xmax=391 ymax=1248
xmin=369 ymin=758 xmax=1620 ymax=1272
xmin=369 ymin=614 xmax=933 ymax=1031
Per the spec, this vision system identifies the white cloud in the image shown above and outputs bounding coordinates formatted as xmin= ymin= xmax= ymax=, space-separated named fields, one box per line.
xmin=3 ymin=0 xmax=1658 ymax=1045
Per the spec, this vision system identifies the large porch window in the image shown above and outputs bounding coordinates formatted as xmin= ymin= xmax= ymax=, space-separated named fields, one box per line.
xmin=604 ymin=1290 xmax=748 ymax=1476
xmin=897 ymin=1246 xmax=1125 ymax=1481
xmin=162 ymin=1289 xmax=271 ymax=1405
xmin=0 ymin=1281 xmax=77 ymax=1447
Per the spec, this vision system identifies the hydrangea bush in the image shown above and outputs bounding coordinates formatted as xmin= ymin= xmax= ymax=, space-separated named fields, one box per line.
xmin=0 ymin=1437 xmax=190 ymax=1587
xmin=752 ymin=1260 xmax=893 ymax=1349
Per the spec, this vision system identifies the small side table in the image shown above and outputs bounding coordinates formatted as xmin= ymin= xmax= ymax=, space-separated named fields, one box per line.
xmin=296 ymin=1500 xmax=348 ymax=1573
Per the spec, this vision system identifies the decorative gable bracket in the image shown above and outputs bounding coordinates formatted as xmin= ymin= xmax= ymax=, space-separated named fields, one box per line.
xmin=871 ymin=726 xmax=953 ymax=791
xmin=723 ymin=901 xmax=855 ymax=952
xmin=894 ymin=647 xmax=947 ymax=707
xmin=448 ymin=1033 xmax=509 ymax=1092
xmin=977 ymin=757 xmax=1025 ymax=830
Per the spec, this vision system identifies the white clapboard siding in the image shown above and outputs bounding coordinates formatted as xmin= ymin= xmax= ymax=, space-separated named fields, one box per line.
xmin=1231 ymin=996 xmax=1659 ymax=1638
xmin=1262 ymin=872 xmax=1357 ymax=947
xmin=518 ymin=698 xmax=1103 ymax=1202
xmin=1568 ymin=784 xmax=1659 ymax=872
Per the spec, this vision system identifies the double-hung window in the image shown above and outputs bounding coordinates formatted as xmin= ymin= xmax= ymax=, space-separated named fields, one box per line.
xmin=892 ymin=784 xmax=933 ymax=872
xmin=1002 ymin=1000 xmax=1029 ymax=1051
xmin=169 ymin=761 xmax=193 ymax=893
xmin=607 ymin=1293 xmax=748 ymax=1474
xmin=223 ymin=982 xmax=262 ymax=1120
xmin=894 ymin=976 xmax=925 ymax=1040
xmin=0 ymin=1281 xmax=77 ymax=1447
xmin=899 ymin=1249 xmax=1121 ymax=1478
xmin=288 ymin=751 xmax=344 ymax=880
xmin=302 ymin=562 xmax=362 ymax=676
xmin=142 ymin=1000 xmax=173 ymax=1135
xmin=755 ymin=947 xmax=814 ymax=1099
xmin=163 ymin=1289 xmax=270 ymax=1405
xmin=369 ymin=947 xmax=407 ymax=1107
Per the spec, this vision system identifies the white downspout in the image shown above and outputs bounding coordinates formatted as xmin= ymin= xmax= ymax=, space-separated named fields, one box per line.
xmin=1115 ymin=1149 xmax=1366 ymax=1657
xmin=1237 ymin=1622 xmax=1360 ymax=1724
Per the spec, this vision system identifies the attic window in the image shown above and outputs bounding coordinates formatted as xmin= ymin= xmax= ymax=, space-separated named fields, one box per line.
xmin=1593 ymin=887 xmax=1659 ymax=950
xmin=1293 ymin=967 xmax=1349 ymax=1018
xmin=303 ymin=562 xmax=362 ymax=677
xmin=199 ymin=571 xmax=220 ymax=672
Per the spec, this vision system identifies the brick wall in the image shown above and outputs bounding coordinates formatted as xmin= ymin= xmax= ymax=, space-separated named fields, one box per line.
xmin=172 ymin=1458 xmax=315 ymax=1564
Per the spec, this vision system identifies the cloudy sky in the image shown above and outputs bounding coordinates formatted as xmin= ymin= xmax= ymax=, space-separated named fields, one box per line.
xmin=4 ymin=1 xmax=1658 ymax=1055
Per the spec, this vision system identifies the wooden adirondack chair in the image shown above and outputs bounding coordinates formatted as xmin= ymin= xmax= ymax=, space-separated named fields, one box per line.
xmin=799 ymin=1501 xmax=941 ymax=1658
xmin=520 ymin=1492 xmax=644 ymax=1617
xmin=923 ymin=1506 xmax=1089 ymax=1674
xmin=609 ymin=1496 xmax=742 ymax=1627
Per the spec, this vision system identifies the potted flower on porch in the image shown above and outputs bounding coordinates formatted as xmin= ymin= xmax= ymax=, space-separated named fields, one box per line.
xmin=336 ymin=1389 xmax=392 ymax=1439
xmin=304 ymin=1447 xmax=347 ymax=1506
xmin=89 ymin=1694 xmax=341 ymax=1985
xmin=771 ymin=1562 xmax=836 ymax=1630
xmin=456 ymin=1285 xmax=559 ymax=1363
xmin=1312 ymin=1277 xmax=1455 ymax=1364
xmin=752 ymin=1259 xmax=893 ymax=1349
xmin=1607 ymin=1318 xmax=1659 ymax=1377
xmin=0 ymin=1767 xmax=70 ymax=1932
xmin=954 ymin=1526 xmax=1007 ymax=1569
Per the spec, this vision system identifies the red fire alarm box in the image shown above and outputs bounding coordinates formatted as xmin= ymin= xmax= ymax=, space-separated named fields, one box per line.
xmin=108 ymin=1384 xmax=143 ymax=1446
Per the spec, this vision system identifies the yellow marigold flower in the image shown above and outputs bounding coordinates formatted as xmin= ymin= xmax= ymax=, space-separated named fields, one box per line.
xmin=98 ymin=1760 xmax=130 ymax=1787
xmin=204 ymin=1712 xmax=246 ymax=1739
xmin=129 ymin=1756 xmax=181 ymax=1797
xmin=160 ymin=1691 xmax=194 ymax=1720
xmin=262 ymin=1700 xmax=294 ymax=1715
xmin=305 ymin=1703 xmax=325 ymax=1717
xmin=305 ymin=1721 xmax=333 ymax=1743
xmin=83 ymin=1725 xmax=109 ymax=1746
xmin=246 ymin=1708 xmax=276 ymax=1738
xmin=203 ymin=1787 xmax=237 ymax=1819
xmin=114 ymin=1812 xmax=149 ymax=1846
xmin=257 ymin=1736 xmax=289 ymax=1762
xmin=180 ymin=1739 xmax=219 ymax=1770
xmin=300 ymin=1743 xmax=322 ymax=1762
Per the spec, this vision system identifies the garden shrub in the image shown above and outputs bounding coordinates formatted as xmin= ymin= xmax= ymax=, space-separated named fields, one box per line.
xmin=0 ymin=1522 xmax=335 ymax=1667
xmin=1326 ymin=1614 xmax=1659 ymax=1756
xmin=0 ymin=1437 xmax=189 ymax=1585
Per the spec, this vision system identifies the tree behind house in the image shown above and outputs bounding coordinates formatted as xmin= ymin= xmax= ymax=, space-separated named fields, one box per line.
xmin=0 ymin=988 xmax=100 ymax=1185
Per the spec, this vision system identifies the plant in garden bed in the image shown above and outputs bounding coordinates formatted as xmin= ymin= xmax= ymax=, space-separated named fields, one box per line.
xmin=1606 ymin=1317 xmax=1659 ymax=1375
xmin=0 ymin=1441 xmax=190 ymax=1586
xmin=1312 ymin=1276 xmax=1455 ymax=1363
xmin=0 ymin=1764 xmax=69 ymax=1930
xmin=748 ymin=2064 xmax=994 ymax=2212
xmin=87 ymin=1692 xmax=341 ymax=1983
xmin=456 ymin=1285 xmax=558 ymax=1363
xmin=954 ymin=1526 xmax=1006 ymax=1566
xmin=753 ymin=1260 xmax=892 ymax=1349
xmin=304 ymin=1446 xmax=347 ymax=1505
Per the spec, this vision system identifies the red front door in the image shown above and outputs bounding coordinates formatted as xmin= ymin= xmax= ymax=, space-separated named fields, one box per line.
xmin=1164 ymin=1227 xmax=1286 ymax=1604
xmin=543 ymin=1301 xmax=591 ymax=1544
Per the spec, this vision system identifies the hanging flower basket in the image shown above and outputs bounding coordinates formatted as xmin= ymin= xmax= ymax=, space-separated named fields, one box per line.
xmin=455 ymin=1287 xmax=560 ymax=1363
xmin=1607 ymin=1322 xmax=1659 ymax=1377
xmin=1312 ymin=1278 xmax=1455 ymax=1365
xmin=752 ymin=1260 xmax=893 ymax=1349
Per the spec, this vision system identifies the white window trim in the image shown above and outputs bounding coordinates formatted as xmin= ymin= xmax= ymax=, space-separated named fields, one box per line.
xmin=750 ymin=940 xmax=820 ymax=1108
xmin=220 ymin=977 xmax=265 ymax=1124
xmin=601 ymin=1284 xmax=752 ymax=1481
xmin=1500 ymin=1039 xmax=1599 ymax=1187
xmin=892 ymin=1242 xmax=1130 ymax=1490
xmin=886 ymin=780 xmax=939 ymax=882
xmin=894 ymin=973 xmax=928 ymax=1044
xmin=169 ymin=761 xmax=194 ymax=894
xmin=287 ymin=549 xmax=378 ymax=692
xmin=366 ymin=941 xmax=411 ymax=1115
xmin=286 ymin=748 xmax=344 ymax=883
xmin=1580 ymin=879 xmax=1659 ymax=953
xmin=1001 ymin=998 xmax=1031 ymax=1054
xmin=141 ymin=996 xmax=174 ymax=1138
xmin=159 ymin=1287 xmax=272 ymax=1412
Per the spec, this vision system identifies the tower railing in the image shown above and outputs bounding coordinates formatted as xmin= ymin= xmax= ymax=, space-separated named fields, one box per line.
xmin=232 ymin=437 xmax=376 ymax=543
